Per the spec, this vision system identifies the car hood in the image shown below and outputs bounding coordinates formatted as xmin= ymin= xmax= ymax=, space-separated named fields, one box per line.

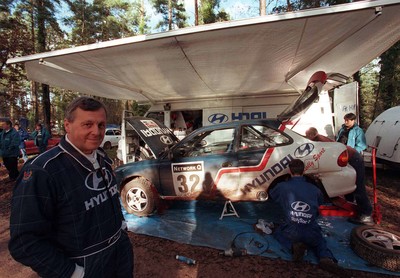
xmin=125 ymin=116 xmax=179 ymax=158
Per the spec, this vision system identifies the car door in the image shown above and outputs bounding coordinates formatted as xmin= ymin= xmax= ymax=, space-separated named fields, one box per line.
xmin=158 ymin=126 xmax=239 ymax=200
xmin=235 ymin=123 xmax=293 ymax=199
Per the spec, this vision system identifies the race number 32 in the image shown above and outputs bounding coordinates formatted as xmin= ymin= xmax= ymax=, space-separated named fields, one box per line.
xmin=176 ymin=174 xmax=200 ymax=193
xmin=171 ymin=162 xmax=204 ymax=196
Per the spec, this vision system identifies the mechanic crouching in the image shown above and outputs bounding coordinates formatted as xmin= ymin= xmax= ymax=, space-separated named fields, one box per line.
xmin=9 ymin=97 xmax=133 ymax=277
xmin=269 ymin=159 xmax=345 ymax=275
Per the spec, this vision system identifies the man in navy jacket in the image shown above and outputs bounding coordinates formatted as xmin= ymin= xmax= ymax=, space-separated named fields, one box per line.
xmin=9 ymin=97 xmax=133 ymax=277
xmin=269 ymin=159 xmax=336 ymax=264
xmin=0 ymin=120 xmax=20 ymax=180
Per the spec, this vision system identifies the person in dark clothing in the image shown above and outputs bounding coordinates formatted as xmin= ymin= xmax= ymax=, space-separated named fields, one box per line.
xmin=0 ymin=120 xmax=20 ymax=180
xmin=306 ymin=127 xmax=373 ymax=225
xmin=14 ymin=123 xmax=29 ymax=162
xmin=9 ymin=97 xmax=134 ymax=277
xmin=30 ymin=123 xmax=51 ymax=153
xmin=269 ymin=159 xmax=336 ymax=263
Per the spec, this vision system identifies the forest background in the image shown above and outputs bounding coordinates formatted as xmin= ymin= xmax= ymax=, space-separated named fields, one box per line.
xmin=1 ymin=0 xmax=399 ymax=133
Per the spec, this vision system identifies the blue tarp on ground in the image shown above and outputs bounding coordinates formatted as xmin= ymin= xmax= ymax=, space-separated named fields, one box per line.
xmin=123 ymin=201 xmax=398 ymax=276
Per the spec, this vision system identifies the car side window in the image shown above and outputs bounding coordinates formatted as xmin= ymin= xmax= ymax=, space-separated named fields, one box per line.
xmin=182 ymin=128 xmax=235 ymax=157
xmin=106 ymin=130 xmax=114 ymax=135
xmin=114 ymin=130 xmax=121 ymax=135
xmin=239 ymin=125 xmax=289 ymax=150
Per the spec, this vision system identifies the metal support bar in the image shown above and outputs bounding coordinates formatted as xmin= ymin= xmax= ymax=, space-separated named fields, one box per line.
xmin=219 ymin=201 xmax=240 ymax=220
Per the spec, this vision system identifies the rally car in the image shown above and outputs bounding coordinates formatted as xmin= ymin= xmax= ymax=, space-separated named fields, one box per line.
xmin=115 ymin=72 xmax=357 ymax=216
xmin=115 ymin=116 xmax=356 ymax=216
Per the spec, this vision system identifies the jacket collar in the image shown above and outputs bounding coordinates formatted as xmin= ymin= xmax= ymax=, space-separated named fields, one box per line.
xmin=59 ymin=136 xmax=102 ymax=171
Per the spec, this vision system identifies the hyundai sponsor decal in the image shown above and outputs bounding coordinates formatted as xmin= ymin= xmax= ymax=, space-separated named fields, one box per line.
xmin=294 ymin=143 xmax=314 ymax=158
xmin=208 ymin=112 xmax=268 ymax=124
xmin=291 ymin=201 xmax=310 ymax=212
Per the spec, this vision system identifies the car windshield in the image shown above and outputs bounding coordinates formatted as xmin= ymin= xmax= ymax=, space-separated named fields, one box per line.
xmin=177 ymin=128 xmax=235 ymax=157
xmin=239 ymin=125 xmax=290 ymax=150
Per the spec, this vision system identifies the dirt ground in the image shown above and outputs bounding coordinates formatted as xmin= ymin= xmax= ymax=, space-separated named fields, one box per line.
xmin=0 ymin=164 xmax=399 ymax=278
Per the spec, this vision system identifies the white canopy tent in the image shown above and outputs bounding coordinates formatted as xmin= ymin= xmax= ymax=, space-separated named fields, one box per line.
xmin=7 ymin=0 xmax=400 ymax=104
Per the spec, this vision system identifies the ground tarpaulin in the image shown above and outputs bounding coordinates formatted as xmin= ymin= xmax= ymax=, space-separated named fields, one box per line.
xmin=123 ymin=200 xmax=398 ymax=276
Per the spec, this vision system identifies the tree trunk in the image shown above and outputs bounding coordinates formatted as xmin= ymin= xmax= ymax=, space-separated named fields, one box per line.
xmin=168 ymin=0 xmax=172 ymax=30
xmin=10 ymin=83 xmax=15 ymax=121
xmin=353 ymin=71 xmax=364 ymax=128
xmin=42 ymin=84 xmax=51 ymax=131
xmin=37 ymin=0 xmax=51 ymax=130
xmin=31 ymin=81 xmax=39 ymax=125
xmin=286 ymin=0 xmax=292 ymax=12
xmin=194 ymin=0 xmax=198 ymax=25
xmin=260 ymin=0 xmax=266 ymax=16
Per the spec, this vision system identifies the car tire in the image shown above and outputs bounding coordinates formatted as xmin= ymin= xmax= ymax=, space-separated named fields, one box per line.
xmin=350 ymin=225 xmax=400 ymax=272
xmin=103 ymin=141 xmax=112 ymax=149
xmin=120 ymin=177 xmax=156 ymax=217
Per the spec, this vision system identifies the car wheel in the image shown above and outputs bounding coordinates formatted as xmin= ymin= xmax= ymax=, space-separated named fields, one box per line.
xmin=350 ymin=225 xmax=400 ymax=272
xmin=120 ymin=177 xmax=156 ymax=217
xmin=103 ymin=141 xmax=112 ymax=149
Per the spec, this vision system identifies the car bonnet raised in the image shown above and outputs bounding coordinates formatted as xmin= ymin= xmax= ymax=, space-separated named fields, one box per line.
xmin=125 ymin=116 xmax=179 ymax=158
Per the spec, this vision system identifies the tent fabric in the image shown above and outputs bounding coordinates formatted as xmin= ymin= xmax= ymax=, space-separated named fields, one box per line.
xmin=7 ymin=1 xmax=400 ymax=103
xmin=123 ymin=200 xmax=399 ymax=276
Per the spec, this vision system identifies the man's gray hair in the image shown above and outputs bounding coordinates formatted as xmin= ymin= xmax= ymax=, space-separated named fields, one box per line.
xmin=65 ymin=97 xmax=108 ymax=121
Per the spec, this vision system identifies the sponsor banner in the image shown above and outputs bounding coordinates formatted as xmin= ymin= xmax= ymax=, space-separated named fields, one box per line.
xmin=203 ymin=106 xmax=287 ymax=126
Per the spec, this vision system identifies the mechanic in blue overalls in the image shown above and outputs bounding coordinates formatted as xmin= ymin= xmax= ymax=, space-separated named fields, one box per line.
xmin=269 ymin=159 xmax=337 ymax=267
xmin=9 ymin=97 xmax=133 ymax=278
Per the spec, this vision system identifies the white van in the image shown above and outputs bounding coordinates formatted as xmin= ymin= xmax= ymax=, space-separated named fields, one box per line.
xmin=365 ymin=106 xmax=400 ymax=167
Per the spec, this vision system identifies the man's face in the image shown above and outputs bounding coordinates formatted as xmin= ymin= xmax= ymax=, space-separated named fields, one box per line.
xmin=64 ymin=108 xmax=107 ymax=154
xmin=3 ymin=122 xmax=11 ymax=131
xmin=344 ymin=118 xmax=355 ymax=128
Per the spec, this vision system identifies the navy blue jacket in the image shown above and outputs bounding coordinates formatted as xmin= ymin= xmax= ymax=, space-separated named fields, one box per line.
xmin=9 ymin=136 xmax=127 ymax=277
xmin=269 ymin=176 xmax=323 ymax=226
xmin=0 ymin=127 xmax=20 ymax=157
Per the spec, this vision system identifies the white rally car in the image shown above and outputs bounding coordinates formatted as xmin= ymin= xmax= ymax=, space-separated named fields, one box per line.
xmin=115 ymin=72 xmax=356 ymax=216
